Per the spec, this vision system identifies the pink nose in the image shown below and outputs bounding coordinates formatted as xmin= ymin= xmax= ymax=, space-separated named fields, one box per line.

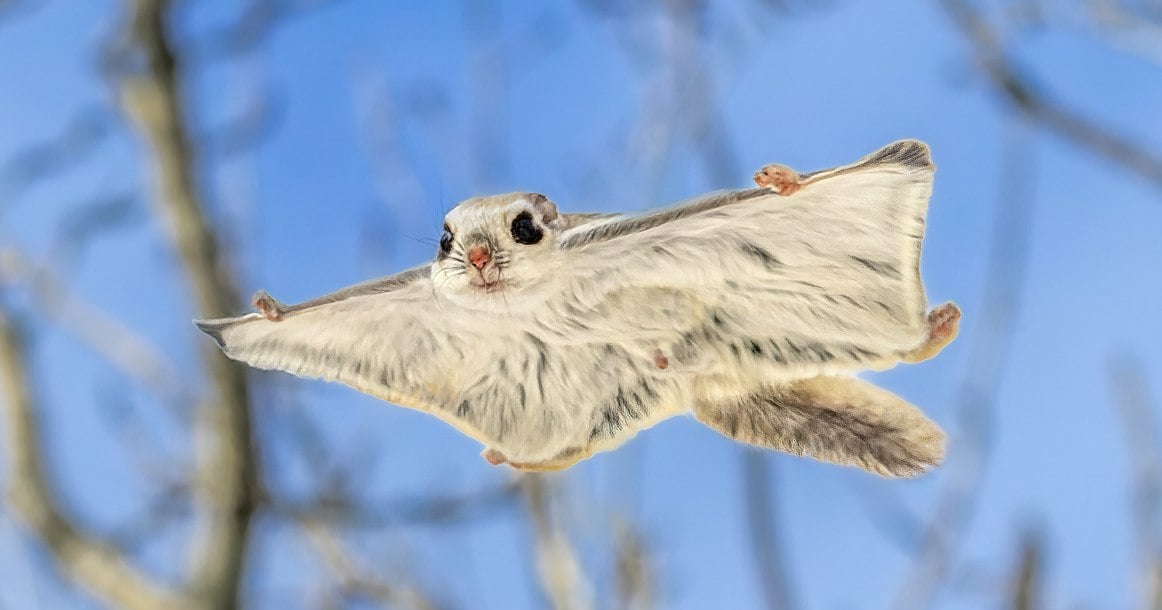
xmin=467 ymin=246 xmax=491 ymax=270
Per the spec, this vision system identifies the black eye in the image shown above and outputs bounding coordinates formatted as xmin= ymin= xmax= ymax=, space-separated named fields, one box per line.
xmin=439 ymin=226 xmax=454 ymax=254
xmin=510 ymin=212 xmax=542 ymax=245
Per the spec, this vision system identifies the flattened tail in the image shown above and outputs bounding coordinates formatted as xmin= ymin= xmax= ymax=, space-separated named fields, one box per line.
xmin=694 ymin=376 xmax=945 ymax=478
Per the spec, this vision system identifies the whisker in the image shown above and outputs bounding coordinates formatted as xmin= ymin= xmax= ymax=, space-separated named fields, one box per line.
xmin=432 ymin=266 xmax=467 ymax=281
xmin=499 ymin=271 xmax=512 ymax=312
xmin=435 ymin=269 xmax=466 ymax=291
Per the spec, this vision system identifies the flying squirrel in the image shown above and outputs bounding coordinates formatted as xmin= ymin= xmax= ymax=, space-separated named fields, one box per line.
xmin=197 ymin=140 xmax=960 ymax=477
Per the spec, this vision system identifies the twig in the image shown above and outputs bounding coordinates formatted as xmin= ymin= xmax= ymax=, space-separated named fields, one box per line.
xmin=269 ymin=479 xmax=522 ymax=530
xmin=939 ymin=0 xmax=1162 ymax=189
xmin=51 ymin=193 xmax=143 ymax=263
xmin=465 ymin=1 xmax=509 ymax=188
xmin=300 ymin=520 xmax=442 ymax=610
xmin=1109 ymin=356 xmax=1162 ymax=610
xmin=199 ymin=81 xmax=284 ymax=160
xmin=107 ymin=477 xmax=191 ymax=554
xmin=0 ymin=247 xmax=192 ymax=411
xmin=522 ymin=475 xmax=593 ymax=610
xmin=1008 ymin=530 xmax=1043 ymax=610
xmin=892 ymin=119 xmax=1038 ymax=609
xmin=0 ymin=106 xmax=115 ymax=205
xmin=743 ymin=454 xmax=797 ymax=610
xmin=848 ymin=478 xmax=925 ymax=553
xmin=641 ymin=3 xmax=798 ymax=607
xmin=1087 ymin=0 xmax=1162 ymax=67
xmin=613 ymin=520 xmax=654 ymax=610
xmin=116 ymin=0 xmax=259 ymax=606
xmin=0 ymin=308 xmax=191 ymax=610
xmin=183 ymin=0 xmax=351 ymax=64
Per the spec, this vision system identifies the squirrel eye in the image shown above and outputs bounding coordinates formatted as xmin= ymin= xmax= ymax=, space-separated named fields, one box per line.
xmin=510 ymin=212 xmax=543 ymax=245
xmin=439 ymin=228 xmax=454 ymax=254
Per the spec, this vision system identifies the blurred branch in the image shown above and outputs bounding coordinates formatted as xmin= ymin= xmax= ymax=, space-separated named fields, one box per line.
xmin=0 ymin=247 xmax=192 ymax=411
xmin=107 ymin=477 xmax=190 ymax=554
xmin=0 ymin=0 xmax=43 ymax=20
xmin=199 ymin=82 xmax=284 ymax=160
xmin=522 ymin=475 xmax=593 ymax=610
xmin=743 ymin=454 xmax=797 ymax=610
xmin=184 ymin=0 xmax=349 ymax=64
xmin=0 ymin=308 xmax=191 ymax=610
xmin=618 ymin=4 xmax=803 ymax=608
xmin=848 ymin=479 xmax=925 ymax=553
xmin=0 ymin=106 xmax=115 ymax=206
xmin=1007 ymin=530 xmax=1044 ymax=610
xmin=261 ymin=387 xmax=521 ymax=529
xmin=1109 ymin=356 xmax=1162 ymax=610
xmin=51 ymin=193 xmax=144 ymax=263
xmin=300 ymin=521 xmax=442 ymax=610
xmin=92 ymin=387 xmax=193 ymax=554
xmin=117 ymin=0 xmax=259 ymax=607
xmin=613 ymin=521 xmax=654 ymax=610
xmin=939 ymin=0 xmax=1162 ymax=188
xmin=270 ymin=479 xmax=522 ymax=530
xmin=643 ymin=3 xmax=801 ymax=607
xmin=466 ymin=1 xmax=509 ymax=188
xmin=1088 ymin=0 xmax=1162 ymax=67
xmin=580 ymin=0 xmax=740 ymax=206
xmin=346 ymin=63 xmax=425 ymax=260
xmin=893 ymin=122 xmax=1037 ymax=609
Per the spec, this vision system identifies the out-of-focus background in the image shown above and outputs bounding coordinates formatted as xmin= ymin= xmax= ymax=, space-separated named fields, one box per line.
xmin=1 ymin=0 xmax=1160 ymax=608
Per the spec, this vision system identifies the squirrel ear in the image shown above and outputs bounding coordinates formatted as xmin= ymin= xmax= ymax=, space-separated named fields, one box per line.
xmin=527 ymin=193 xmax=558 ymax=224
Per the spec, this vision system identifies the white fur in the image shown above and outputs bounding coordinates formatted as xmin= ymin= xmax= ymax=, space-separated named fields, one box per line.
xmin=196 ymin=140 xmax=939 ymax=467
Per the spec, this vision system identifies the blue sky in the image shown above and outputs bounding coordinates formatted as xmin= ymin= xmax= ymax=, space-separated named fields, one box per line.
xmin=1 ymin=0 xmax=1160 ymax=608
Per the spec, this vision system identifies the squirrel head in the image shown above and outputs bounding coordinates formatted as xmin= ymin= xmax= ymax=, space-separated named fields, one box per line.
xmin=431 ymin=192 xmax=563 ymax=307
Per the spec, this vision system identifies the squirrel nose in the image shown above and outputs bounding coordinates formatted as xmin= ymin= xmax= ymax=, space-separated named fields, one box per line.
xmin=467 ymin=246 xmax=491 ymax=270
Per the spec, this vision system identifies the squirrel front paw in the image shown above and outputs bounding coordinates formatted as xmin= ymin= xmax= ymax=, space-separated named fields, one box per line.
xmin=251 ymin=290 xmax=287 ymax=322
xmin=753 ymin=164 xmax=803 ymax=195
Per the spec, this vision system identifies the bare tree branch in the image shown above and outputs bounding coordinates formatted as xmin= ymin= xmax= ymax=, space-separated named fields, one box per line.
xmin=893 ymin=120 xmax=1038 ymax=610
xmin=743 ymin=454 xmax=797 ymax=610
xmin=0 ymin=106 xmax=115 ymax=206
xmin=939 ymin=0 xmax=1162 ymax=188
xmin=51 ymin=193 xmax=144 ymax=263
xmin=269 ymin=479 xmax=521 ymax=530
xmin=603 ymin=5 xmax=804 ymax=608
xmin=1109 ymin=356 xmax=1162 ymax=610
xmin=466 ymin=1 xmax=509 ymax=189
xmin=1007 ymin=530 xmax=1044 ymax=610
xmin=848 ymin=479 xmax=925 ymax=553
xmin=1088 ymin=0 xmax=1162 ymax=67
xmin=613 ymin=520 xmax=654 ymax=610
xmin=183 ymin=0 xmax=350 ymax=64
xmin=300 ymin=521 xmax=442 ymax=610
xmin=0 ymin=308 xmax=192 ymax=610
xmin=637 ymin=4 xmax=801 ymax=607
xmin=116 ymin=0 xmax=259 ymax=606
xmin=522 ymin=475 xmax=593 ymax=610
xmin=199 ymin=83 xmax=284 ymax=161
xmin=0 ymin=247 xmax=192 ymax=411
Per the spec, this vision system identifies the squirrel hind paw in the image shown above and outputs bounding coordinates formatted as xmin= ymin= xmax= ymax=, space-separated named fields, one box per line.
xmin=903 ymin=302 xmax=961 ymax=363
xmin=481 ymin=447 xmax=508 ymax=465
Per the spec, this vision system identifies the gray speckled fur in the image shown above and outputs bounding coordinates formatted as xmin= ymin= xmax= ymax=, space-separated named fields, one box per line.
xmin=195 ymin=140 xmax=948 ymax=475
